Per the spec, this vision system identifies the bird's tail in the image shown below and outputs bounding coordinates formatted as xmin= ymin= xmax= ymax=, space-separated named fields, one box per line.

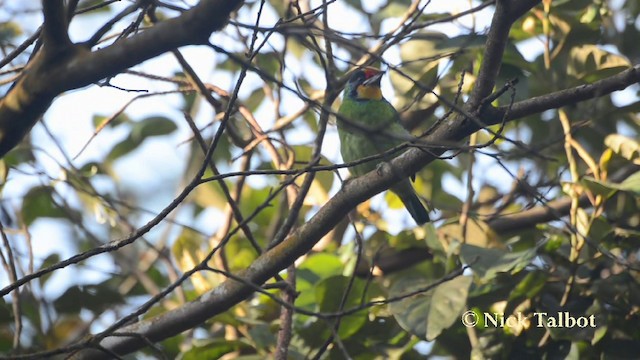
xmin=393 ymin=182 xmax=430 ymax=225
xmin=403 ymin=193 xmax=430 ymax=225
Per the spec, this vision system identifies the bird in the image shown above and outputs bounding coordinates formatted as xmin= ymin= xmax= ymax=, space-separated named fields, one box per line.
xmin=337 ymin=67 xmax=430 ymax=224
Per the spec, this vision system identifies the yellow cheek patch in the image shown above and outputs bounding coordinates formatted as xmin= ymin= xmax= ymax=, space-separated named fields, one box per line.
xmin=356 ymin=85 xmax=382 ymax=100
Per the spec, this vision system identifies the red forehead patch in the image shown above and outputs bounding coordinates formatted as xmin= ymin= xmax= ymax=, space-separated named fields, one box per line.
xmin=363 ymin=67 xmax=381 ymax=79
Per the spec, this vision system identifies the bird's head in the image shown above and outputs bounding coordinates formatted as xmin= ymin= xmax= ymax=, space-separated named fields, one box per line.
xmin=344 ymin=67 xmax=384 ymax=101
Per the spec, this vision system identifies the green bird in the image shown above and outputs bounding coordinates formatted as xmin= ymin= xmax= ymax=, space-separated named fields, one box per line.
xmin=337 ymin=67 xmax=430 ymax=224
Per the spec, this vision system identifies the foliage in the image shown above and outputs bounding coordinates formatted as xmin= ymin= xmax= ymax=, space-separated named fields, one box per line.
xmin=0 ymin=0 xmax=639 ymax=359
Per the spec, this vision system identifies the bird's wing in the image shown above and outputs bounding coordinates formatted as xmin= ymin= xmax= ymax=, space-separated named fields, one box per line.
xmin=380 ymin=101 xmax=418 ymax=182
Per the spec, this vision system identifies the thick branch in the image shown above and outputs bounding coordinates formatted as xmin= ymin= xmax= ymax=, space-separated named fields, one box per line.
xmin=488 ymin=194 xmax=590 ymax=234
xmin=484 ymin=64 xmax=640 ymax=124
xmin=0 ymin=0 xmax=243 ymax=158
xmin=467 ymin=0 xmax=540 ymax=107
xmin=42 ymin=0 xmax=72 ymax=52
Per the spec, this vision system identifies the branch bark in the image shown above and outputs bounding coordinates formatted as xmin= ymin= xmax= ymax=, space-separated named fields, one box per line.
xmin=41 ymin=0 xmax=72 ymax=52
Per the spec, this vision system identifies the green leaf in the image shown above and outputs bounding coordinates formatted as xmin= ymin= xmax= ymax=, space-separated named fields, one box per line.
xmin=106 ymin=133 xmax=140 ymax=161
xmin=92 ymin=113 xmax=131 ymax=129
xmin=619 ymin=171 xmax=640 ymax=195
xmin=424 ymin=222 xmax=445 ymax=257
xmin=592 ymin=325 xmax=607 ymax=345
xmin=193 ymin=181 xmax=232 ymax=211
xmin=315 ymin=276 xmax=368 ymax=339
xmin=460 ymin=244 xmax=536 ymax=282
xmin=171 ymin=229 xmax=213 ymax=293
xmin=386 ymin=264 xmax=435 ymax=337
xmin=434 ymin=33 xmax=486 ymax=53
xmin=292 ymin=145 xmax=334 ymax=206
xmin=568 ymin=45 xmax=631 ymax=82
xmin=182 ymin=90 xmax=198 ymax=113
xmin=224 ymin=236 xmax=258 ymax=272
xmin=377 ymin=2 xmax=411 ymax=18
xmin=389 ymin=274 xmax=433 ymax=339
xmin=38 ymin=254 xmax=61 ymax=286
xmin=54 ymin=283 xmax=124 ymax=314
xmin=582 ymin=177 xmax=619 ymax=198
xmin=2 ymin=147 xmax=35 ymax=167
xmin=286 ymin=36 xmax=307 ymax=59
xmin=0 ymin=21 xmax=22 ymax=42
xmin=218 ymin=53 xmax=243 ymax=71
xmin=391 ymin=34 xmax=444 ymax=110
xmin=134 ymin=116 xmax=177 ymax=137
xmin=580 ymin=5 xmax=599 ymax=23
xmin=425 ymin=275 xmax=472 ymax=340
xmin=386 ymin=230 xmax=422 ymax=250
xmin=239 ymin=186 xmax=280 ymax=228
xmin=438 ymin=220 xmax=502 ymax=252
xmin=604 ymin=134 xmax=640 ymax=161
xmin=583 ymin=171 xmax=640 ymax=196
xmin=171 ymin=229 xmax=205 ymax=272
xmin=106 ymin=116 xmax=177 ymax=161
xmin=244 ymin=88 xmax=266 ymax=111
xmin=0 ymin=297 xmax=11 ymax=324
xmin=508 ymin=270 xmax=548 ymax=301
xmin=298 ymin=253 xmax=344 ymax=284
xmin=247 ymin=323 xmax=276 ymax=351
xmin=21 ymin=186 xmax=65 ymax=225
xmin=255 ymin=52 xmax=281 ymax=77
xmin=543 ymin=234 xmax=565 ymax=253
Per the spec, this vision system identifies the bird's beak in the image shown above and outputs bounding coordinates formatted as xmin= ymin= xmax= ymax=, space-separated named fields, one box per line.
xmin=362 ymin=71 xmax=384 ymax=87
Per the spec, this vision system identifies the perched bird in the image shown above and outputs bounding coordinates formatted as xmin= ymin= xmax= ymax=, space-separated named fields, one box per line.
xmin=337 ymin=67 xmax=430 ymax=224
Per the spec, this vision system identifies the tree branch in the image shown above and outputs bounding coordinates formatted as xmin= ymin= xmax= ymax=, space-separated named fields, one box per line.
xmin=41 ymin=0 xmax=72 ymax=52
xmin=0 ymin=0 xmax=243 ymax=158
xmin=485 ymin=64 xmax=640 ymax=123
xmin=488 ymin=165 xmax=639 ymax=233
xmin=466 ymin=0 xmax=540 ymax=106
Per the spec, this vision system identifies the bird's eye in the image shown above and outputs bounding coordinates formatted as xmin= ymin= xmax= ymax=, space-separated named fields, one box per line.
xmin=350 ymin=70 xmax=365 ymax=83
